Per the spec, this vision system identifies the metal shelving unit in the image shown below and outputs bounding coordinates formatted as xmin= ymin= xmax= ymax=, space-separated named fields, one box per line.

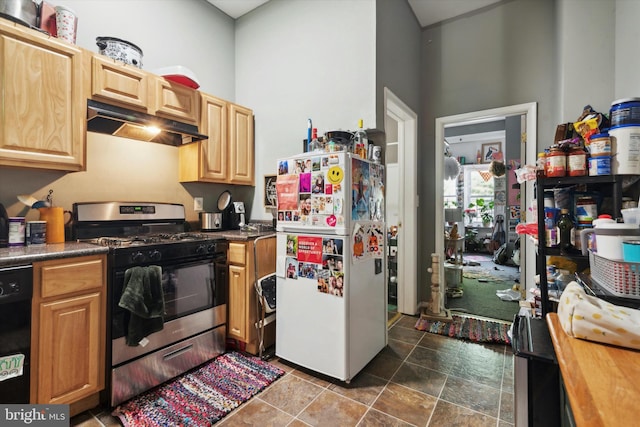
xmin=535 ymin=174 xmax=629 ymax=316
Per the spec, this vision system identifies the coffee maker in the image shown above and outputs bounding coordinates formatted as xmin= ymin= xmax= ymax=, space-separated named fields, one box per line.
xmin=226 ymin=202 xmax=245 ymax=230
xmin=216 ymin=190 xmax=245 ymax=230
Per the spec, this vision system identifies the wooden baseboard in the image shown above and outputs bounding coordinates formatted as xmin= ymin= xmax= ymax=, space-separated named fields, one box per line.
xmin=69 ymin=393 xmax=100 ymax=417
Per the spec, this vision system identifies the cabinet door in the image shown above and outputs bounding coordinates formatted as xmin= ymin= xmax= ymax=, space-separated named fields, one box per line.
xmin=228 ymin=103 xmax=255 ymax=185
xmin=152 ymin=77 xmax=199 ymax=124
xmin=91 ymin=55 xmax=149 ymax=111
xmin=178 ymin=93 xmax=227 ymax=182
xmin=36 ymin=292 xmax=104 ymax=404
xmin=0 ymin=21 xmax=85 ymax=171
xmin=228 ymin=264 xmax=248 ymax=340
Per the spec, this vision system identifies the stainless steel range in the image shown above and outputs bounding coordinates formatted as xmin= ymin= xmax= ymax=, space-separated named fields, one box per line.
xmin=72 ymin=202 xmax=228 ymax=406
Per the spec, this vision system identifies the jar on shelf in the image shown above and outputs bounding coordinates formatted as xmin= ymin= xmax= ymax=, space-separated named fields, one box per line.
xmin=567 ymin=147 xmax=587 ymax=176
xmin=546 ymin=147 xmax=566 ymax=177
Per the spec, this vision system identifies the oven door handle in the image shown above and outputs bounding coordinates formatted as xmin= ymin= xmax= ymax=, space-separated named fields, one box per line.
xmin=162 ymin=344 xmax=194 ymax=361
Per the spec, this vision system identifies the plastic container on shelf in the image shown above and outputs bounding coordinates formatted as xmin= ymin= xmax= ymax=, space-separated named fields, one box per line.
xmin=587 ymin=133 xmax=612 ymax=156
xmin=610 ymin=125 xmax=640 ymax=174
xmin=610 ymin=98 xmax=640 ymax=128
xmin=589 ymin=154 xmax=611 ymax=176
xmin=622 ymin=207 xmax=640 ymax=225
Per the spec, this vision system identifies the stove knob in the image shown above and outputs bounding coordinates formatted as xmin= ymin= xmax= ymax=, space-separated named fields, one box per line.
xmin=207 ymin=244 xmax=217 ymax=253
xmin=149 ymin=250 xmax=162 ymax=261
xmin=131 ymin=251 xmax=146 ymax=263
xmin=196 ymin=244 xmax=207 ymax=255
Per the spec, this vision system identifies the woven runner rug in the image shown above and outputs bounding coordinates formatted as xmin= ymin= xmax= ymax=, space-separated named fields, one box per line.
xmin=112 ymin=351 xmax=284 ymax=426
xmin=415 ymin=314 xmax=511 ymax=345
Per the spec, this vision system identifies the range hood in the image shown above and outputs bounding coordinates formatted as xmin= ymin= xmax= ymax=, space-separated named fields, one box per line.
xmin=86 ymin=99 xmax=208 ymax=146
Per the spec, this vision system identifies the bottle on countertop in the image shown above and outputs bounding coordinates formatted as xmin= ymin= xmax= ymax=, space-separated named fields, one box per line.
xmin=354 ymin=119 xmax=368 ymax=158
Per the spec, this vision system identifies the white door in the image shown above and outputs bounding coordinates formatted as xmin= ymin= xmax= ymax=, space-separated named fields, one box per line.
xmin=384 ymin=88 xmax=418 ymax=315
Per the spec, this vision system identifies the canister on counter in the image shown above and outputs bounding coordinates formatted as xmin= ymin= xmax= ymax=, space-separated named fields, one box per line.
xmin=26 ymin=220 xmax=47 ymax=245
xmin=8 ymin=217 xmax=25 ymax=246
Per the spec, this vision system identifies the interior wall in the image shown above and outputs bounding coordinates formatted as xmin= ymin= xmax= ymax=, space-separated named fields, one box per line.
xmin=375 ymin=0 xmax=422 ymax=122
xmin=615 ymin=0 xmax=640 ymax=98
xmin=235 ymin=0 xmax=377 ymax=220
xmin=419 ymin=0 xmax=557 ymax=302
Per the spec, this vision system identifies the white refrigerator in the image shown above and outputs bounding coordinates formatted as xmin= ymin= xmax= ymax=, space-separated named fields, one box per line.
xmin=275 ymin=151 xmax=386 ymax=381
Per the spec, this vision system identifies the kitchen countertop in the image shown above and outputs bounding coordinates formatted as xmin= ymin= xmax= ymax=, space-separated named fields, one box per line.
xmin=0 ymin=242 xmax=109 ymax=268
xmin=0 ymin=231 xmax=276 ymax=267
xmin=203 ymin=230 xmax=276 ymax=241
xmin=546 ymin=313 xmax=640 ymax=427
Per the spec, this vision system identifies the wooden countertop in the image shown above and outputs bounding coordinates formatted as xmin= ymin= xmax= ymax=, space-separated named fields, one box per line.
xmin=546 ymin=313 xmax=640 ymax=427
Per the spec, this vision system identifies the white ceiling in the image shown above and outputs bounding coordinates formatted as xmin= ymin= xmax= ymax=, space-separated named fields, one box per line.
xmin=207 ymin=0 xmax=503 ymax=27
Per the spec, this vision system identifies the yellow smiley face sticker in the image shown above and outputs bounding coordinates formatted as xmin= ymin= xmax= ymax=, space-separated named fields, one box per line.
xmin=327 ymin=166 xmax=344 ymax=184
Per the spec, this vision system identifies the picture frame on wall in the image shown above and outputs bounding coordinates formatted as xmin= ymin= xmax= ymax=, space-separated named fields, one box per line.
xmin=264 ymin=174 xmax=277 ymax=208
xmin=481 ymin=142 xmax=502 ymax=163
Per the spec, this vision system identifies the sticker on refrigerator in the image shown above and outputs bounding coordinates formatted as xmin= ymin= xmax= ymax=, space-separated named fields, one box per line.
xmin=327 ymin=165 xmax=344 ymax=185
xmin=286 ymin=235 xmax=298 ymax=256
xmin=352 ymin=159 xmax=371 ymax=220
xmin=276 ymin=174 xmax=299 ymax=211
xmin=299 ymin=173 xmax=311 ymax=193
xmin=298 ymin=262 xmax=318 ymax=279
xmin=352 ymin=223 xmax=366 ymax=262
xmin=286 ymin=257 xmax=298 ymax=279
xmin=312 ymin=172 xmax=325 ymax=194
xmin=297 ymin=235 xmax=323 ymax=264
xmin=367 ymin=223 xmax=384 ymax=258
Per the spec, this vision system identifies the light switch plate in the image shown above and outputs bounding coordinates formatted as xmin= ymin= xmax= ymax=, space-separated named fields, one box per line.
xmin=194 ymin=197 xmax=204 ymax=211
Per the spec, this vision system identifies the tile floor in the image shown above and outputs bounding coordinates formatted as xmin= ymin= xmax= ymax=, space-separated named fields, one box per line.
xmin=71 ymin=314 xmax=514 ymax=427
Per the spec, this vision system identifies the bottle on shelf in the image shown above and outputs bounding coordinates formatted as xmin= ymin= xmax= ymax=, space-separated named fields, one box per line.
xmin=354 ymin=119 xmax=368 ymax=158
xmin=545 ymin=208 xmax=558 ymax=247
xmin=557 ymin=208 xmax=575 ymax=251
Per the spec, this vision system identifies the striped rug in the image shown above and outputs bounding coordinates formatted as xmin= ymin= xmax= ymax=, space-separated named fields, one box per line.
xmin=415 ymin=314 xmax=511 ymax=344
xmin=113 ymin=351 xmax=284 ymax=426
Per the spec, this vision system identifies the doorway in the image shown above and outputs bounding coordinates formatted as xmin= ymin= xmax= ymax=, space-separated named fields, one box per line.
xmin=384 ymin=88 xmax=418 ymax=316
xmin=435 ymin=103 xmax=538 ymax=320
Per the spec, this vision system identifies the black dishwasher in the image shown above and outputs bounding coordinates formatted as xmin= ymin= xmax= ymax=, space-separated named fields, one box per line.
xmin=0 ymin=265 xmax=32 ymax=404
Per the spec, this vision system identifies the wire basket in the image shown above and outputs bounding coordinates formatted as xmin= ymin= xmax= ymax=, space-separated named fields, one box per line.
xmin=589 ymin=251 xmax=640 ymax=299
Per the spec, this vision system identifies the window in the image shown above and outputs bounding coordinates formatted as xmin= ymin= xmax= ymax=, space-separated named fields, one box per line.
xmin=463 ymin=164 xmax=494 ymax=222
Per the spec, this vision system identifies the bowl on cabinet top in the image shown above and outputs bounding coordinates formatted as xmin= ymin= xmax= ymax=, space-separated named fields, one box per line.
xmin=96 ymin=36 xmax=143 ymax=68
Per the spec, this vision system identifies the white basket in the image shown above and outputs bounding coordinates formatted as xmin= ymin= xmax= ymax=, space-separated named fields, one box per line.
xmin=589 ymin=251 xmax=640 ymax=299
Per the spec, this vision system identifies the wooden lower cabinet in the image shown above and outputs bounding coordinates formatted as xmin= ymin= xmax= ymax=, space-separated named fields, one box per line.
xmin=31 ymin=254 xmax=106 ymax=414
xmin=227 ymin=237 xmax=275 ymax=355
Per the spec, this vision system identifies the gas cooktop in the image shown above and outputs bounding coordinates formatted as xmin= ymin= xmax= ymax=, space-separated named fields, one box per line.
xmin=85 ymin=232 xmax=222 ymax=248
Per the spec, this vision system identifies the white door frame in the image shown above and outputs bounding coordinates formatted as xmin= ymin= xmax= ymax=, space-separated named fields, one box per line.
xmin=384 ymin=88 xmax=418 ymax=315
xmin=435 ymin=103 xmax=537 ymax=312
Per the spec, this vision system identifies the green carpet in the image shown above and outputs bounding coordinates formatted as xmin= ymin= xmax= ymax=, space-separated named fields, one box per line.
xmin=446 ymin=257 xmax=521 ymax=322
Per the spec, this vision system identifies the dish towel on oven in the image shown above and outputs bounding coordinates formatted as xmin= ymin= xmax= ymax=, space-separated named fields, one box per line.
xmin=118 ymin=265 xmax=165 ymax=346
xmin=558 ymin=281 xmax=640 ymax=350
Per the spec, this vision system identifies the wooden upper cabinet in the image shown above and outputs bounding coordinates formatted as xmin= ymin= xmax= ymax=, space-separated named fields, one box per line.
xmin=0 ymin=19 xmax=85 ymax=171
xmin=91 ymin=55 xmax=148 ymax=111
xmin=229 ymin=103 xmax=255 ymax=185
xmin=179 ymin=93 xmax=227 ymax=182
xmin=152 ymin=76 xmax=199 ymax=124
xmin=179 ymin=95 xmax=255 ymax=186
